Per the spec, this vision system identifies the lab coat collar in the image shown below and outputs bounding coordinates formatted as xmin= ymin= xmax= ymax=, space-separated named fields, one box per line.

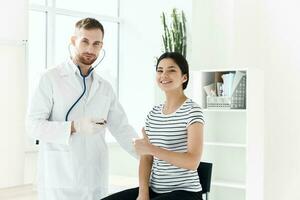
xmin=60 ymin=59 xmax=96 ymax=78
xmin=68 ymin=58 xmax=81 ymax=74
xmin=66 ymin=58 xmax=101 ymax=78
xmin=59 ymin=59 xmax=103 ymax=82
xmin=59 ymin=59 xmax=104 ymax=103
xmin=58 ymin=59 xmax=79 ymax=76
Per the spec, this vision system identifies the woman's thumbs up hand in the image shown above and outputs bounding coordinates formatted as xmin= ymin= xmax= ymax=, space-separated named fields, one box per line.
xmin=133 ymin=128 xmax=153 ymax=156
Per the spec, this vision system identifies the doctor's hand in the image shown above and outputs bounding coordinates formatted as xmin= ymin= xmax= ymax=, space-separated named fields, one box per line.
xmin=133 ymin=128 xmax=154 ymax=156
xmin=73 ymin=118 xmax=106 ymax=135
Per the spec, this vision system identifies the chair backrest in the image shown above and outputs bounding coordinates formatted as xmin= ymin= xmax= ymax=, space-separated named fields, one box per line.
xmin=197 ymin=162 xmax=213 ymax=193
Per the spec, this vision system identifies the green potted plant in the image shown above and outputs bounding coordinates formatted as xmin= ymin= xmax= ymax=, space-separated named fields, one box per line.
xmin=161 ymin=8 xmax=187 ymax=58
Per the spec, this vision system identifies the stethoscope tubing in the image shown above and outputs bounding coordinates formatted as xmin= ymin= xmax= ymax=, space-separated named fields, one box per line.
xmin=65 ymin=45 xmax=105 ymax=121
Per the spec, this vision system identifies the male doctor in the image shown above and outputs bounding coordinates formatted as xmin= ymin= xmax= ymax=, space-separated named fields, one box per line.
xmin=26 ymin=18 xmax=138 ymax=200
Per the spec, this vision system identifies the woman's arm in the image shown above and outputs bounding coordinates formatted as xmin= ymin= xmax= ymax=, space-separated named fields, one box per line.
xmin=137 ymin=154 xmax=153 ymax=199
xmin=134 ymin=122 xmax=203 ymax=170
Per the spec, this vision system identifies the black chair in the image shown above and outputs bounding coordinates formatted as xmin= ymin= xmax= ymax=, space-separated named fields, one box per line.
xmin=197 ymin=162 xmax=213 ymax=200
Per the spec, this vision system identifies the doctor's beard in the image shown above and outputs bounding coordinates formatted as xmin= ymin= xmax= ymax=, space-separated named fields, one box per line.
xmin=76 ymin=52 xmax=97 ymax=65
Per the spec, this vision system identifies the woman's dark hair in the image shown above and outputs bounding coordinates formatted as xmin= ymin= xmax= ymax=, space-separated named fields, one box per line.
xmin=156 ymin=52 xmax=189 ymax=90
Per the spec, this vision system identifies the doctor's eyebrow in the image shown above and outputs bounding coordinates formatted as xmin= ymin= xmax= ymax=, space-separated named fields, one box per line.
xmin=93 ymin=41 xmax=103 ymax=45
xmin=81 ymin=38 xmax=103 ymax=44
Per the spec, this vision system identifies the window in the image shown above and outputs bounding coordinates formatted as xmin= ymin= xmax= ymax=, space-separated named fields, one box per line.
xmin=28 ymin=10 xmax=46 ymax=99
xmin=56 ymin=0 xmax=119 ymax=17
xmin=28 ymin=0 xmax=119 ymax=96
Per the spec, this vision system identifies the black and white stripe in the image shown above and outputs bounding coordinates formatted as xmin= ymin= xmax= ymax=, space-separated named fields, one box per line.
xmin=145 ymin=99 xmax=204 ymax=193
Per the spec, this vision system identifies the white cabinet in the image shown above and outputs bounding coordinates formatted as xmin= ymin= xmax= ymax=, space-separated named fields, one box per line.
xmin=187 ymin=68 xmax=264 ymax=200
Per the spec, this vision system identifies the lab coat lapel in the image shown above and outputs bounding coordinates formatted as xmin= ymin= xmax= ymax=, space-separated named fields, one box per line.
xmin=87 ymin=74 xmax=100 ymax=103
xmin=59 ymin=62 xmax=83 ymax=94
xmin=65 ymin=74 xmax=83 ymax=94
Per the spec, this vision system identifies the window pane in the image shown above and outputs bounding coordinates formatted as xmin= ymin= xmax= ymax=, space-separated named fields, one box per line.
xmin=28 ymin=11 xmax=46 ymax=99
xmin=56 ymin=0 xmax=118 ymax=17
xmin=54 ymin=15 xmax=118 ymax=93
xmin=94 ymin=23 xmax=118 ymax=94
xmin=54 ymin=15 xmax=80 ymax=64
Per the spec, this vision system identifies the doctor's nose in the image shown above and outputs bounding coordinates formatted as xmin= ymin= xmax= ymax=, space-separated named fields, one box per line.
xmin=85 ymin=45 xmax=95 ymax=53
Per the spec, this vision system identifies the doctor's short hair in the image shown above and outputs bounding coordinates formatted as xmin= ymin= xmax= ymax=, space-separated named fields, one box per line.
xmin=156 ymin=52 xmax=189 ymax=90
xmin=75 ymin=18 xmax=104 ymax=35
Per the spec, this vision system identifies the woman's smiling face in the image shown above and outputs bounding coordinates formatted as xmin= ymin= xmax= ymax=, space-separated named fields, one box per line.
xmin=156 ymin=58 xmax=187 ymax=92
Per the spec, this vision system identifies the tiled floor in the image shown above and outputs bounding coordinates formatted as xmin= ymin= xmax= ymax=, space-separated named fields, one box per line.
xmin=0 ymin=176 xmax=138 ymax=200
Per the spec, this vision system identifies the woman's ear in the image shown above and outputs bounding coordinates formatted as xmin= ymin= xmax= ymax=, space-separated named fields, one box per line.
xmin=182 ymin=74 xmax=188 ymax=83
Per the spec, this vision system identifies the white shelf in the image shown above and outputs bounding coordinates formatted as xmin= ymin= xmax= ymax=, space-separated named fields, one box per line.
xmin=203 ymin=108 xmax=247 ymax=113
xmin=193 ymin=68 xmax=249 ymax=73
xmin=188 ymin=68 xmax=264 ymax=200
xmin=204 ymin=142 xmax=246 ymax=148
xmin=212 ymin=179 xmax=246 ymax=190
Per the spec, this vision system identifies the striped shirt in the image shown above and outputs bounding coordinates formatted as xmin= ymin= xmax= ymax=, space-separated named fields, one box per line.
xmin=145 ymin=98 xmax=204 ymax=193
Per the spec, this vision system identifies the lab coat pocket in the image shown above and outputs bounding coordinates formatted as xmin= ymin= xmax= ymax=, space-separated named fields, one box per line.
xmin=87 ymin=94 xmax=110 ymax=120
xmin=45 ymin=151 xmax=74 ymax=188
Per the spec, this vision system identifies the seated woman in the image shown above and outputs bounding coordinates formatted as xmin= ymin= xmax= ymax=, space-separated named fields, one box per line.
xmin=102 ymin=52 xmax=204 ymax=200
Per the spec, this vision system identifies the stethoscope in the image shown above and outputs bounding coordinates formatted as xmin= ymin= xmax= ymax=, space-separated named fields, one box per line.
xmin=65 ymin=44 xmax=106 ymax=121
xmin=35 ymin=46 xmax=105 ymax=145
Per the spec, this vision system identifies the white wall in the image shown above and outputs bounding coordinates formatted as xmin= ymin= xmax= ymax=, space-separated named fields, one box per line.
xmin=119 ymin=0 xmax=193 ymax=133
xmin=0 ymin=1 xmax=28 ymax=41
xmin=191 ymin=0 xmax=263 ymax=69
xmin=191 ymin=0 xmax=300 ymax=199
xmin=0 ymin=1 xmax=28 ymax=188
xmin=262 ymin=1 xmax=300 ymax=199
xmin=0 ymin=44 xmax=27 ymax=188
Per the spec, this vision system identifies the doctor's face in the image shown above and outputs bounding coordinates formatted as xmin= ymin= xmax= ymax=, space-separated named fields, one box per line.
xmin=72 ymin=28 xmax=103 ymax=65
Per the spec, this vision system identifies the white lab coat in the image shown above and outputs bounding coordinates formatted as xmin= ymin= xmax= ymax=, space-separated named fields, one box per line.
xmin=26 ymin=60 xmax=138 ymax=200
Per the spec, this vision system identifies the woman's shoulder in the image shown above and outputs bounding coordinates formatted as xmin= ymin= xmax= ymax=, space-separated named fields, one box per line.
xmin=184 ymin=99 xmax=205 ymax=125
xmin=183 ymin=98 xmax=203 ymax=112
xmin=148 ymin=103 xmax=163 ymax=115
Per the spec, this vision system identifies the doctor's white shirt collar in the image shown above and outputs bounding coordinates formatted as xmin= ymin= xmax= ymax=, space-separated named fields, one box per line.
xmin=67 ymin=58 xmax=85 ymax=75
xmin=65 ymin=58 xmax=103 ymax=84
